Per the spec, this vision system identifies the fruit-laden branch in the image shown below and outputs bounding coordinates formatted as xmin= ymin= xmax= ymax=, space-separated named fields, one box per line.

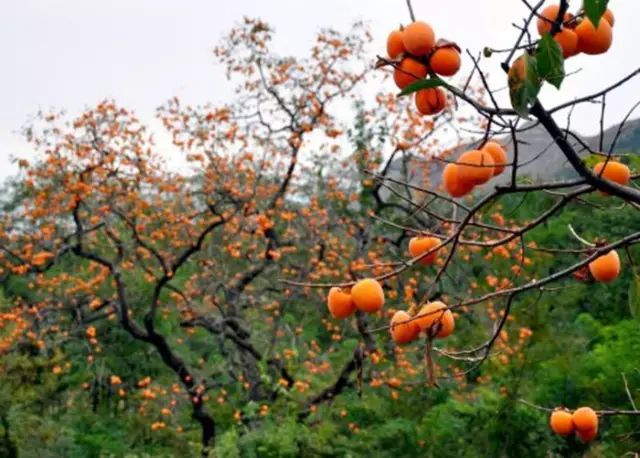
xmin=530 ymin=101 xmax=640 ymax=205
xmin=68 ymin=201 xmax=218 ymax=456
xmin=283 ymin=178 xmax=593 ymax=289
xmin=112 ymin=209 xmax=169 ymax=275
xmin=180 ymin=316 xmax=295 ymax=399
xmin=318 ymin=229 xmax=640 ymax=382
xmin=364 ymin=231 xmax=640 ymax=339
xmin=387 ymin=228 xmax=639 ymax=378
xmin=377 ymin=55 xmax=517 ymax=119
xmin=0 ymin=222 xmax=104 ymax=275
xmin=70 ymin=203 xmax=149 ymax=342
xmin=172 ymin=161 xmax=319 ymax=402
xmin=459 ymin=231 xmax=640 ymax=306
xmin=297 ymin=228 xmax=381 ymax=415
xmin=520 ymin=399 xmax=640 ymax=417
xmin=144 ymin=209 xmax=231 ymax=334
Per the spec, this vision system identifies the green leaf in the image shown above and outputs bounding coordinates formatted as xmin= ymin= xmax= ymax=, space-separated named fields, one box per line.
xmin=536 ymin=33 xmax=565 ymax=89
xmin=508 ymin=53 xmax=541 ymax=118
xmin=583 ymin=153 xmax=603 ymax=168
xmin=397 ymin=77 xmax=447 ymax=97
xmin=629 ymin=268 xmax=640 ymax=320
xmin=584 ymin=0 xmax=609 ymax=27
xmin=342 ymin=338 xmax=359 ymax=352
xmin=282 ymin=313 xmax=297 ymax=325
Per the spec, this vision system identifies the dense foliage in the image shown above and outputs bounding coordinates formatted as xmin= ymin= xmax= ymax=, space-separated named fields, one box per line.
xmin=2 ymin=4 xmax=639 ymax=457
xmin=2 ymin=175 xmax=639 ymax=457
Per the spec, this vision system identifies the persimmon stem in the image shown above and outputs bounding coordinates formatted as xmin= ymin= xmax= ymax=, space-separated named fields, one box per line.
xmin=568 ymin=224 xmax=596 ymax=248
xmin=623 ymin=374 xmax=638 ymax=411
xmin=424 ymin=334 xmax=436 ymax=387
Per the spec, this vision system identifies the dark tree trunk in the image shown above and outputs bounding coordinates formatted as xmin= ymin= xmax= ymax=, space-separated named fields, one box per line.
xmin=146 ymin=331 xmax=217 ymax=455
xmin=1 ymin=414 xmax=17 ymax=458
xmin=193 ymin=405 xmax=216 ymax=457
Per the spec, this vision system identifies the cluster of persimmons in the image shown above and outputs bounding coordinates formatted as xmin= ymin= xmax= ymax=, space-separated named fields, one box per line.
xmin=537 ymin=4 xmax=615 ymax=58
xmin=550 ymin=406 xmax=599 ymax=443
xmin=442 ymin=141 xmax=508 ymax=198
xmin=391 ymin=234 xmax=454 ymax=343
xmin=327 ymin=234 xmax=453 ymax=345
xmin=385 ymin=20 xmax=461 ymax=116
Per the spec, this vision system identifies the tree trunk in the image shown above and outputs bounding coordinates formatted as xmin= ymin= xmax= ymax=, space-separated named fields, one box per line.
xmin=0 ymin=414 xmax=17 ymax=458
xmin=146 ymin=331 xmax=217 ymax=456
xmin=193 ymin=403 xmax=216 ymax=457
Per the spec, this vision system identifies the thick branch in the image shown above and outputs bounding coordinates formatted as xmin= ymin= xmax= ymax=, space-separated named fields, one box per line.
xmin=530 ymin=101 xmax=640 ymax=205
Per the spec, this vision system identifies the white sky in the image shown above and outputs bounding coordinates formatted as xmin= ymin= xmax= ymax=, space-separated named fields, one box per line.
xmin=2 ymin=0 xmax=639 ymax=181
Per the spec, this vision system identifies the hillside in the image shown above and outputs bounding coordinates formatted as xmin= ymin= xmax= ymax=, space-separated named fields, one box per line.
xmin=385 ymin=118 xmax=640 ymax=191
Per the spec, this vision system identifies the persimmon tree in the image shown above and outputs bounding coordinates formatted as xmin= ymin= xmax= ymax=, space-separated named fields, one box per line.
xmin=1 ymin=1 xmax=640 ymax=456
xmin=288 ymin=0 xmax=640 ymax=448
xmin=0 ymin=16 xmax=486 ymax=455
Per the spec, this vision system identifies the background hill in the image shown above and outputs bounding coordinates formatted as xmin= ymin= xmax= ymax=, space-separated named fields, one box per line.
xmin=385 ymin=118 xmax=640 ymax=191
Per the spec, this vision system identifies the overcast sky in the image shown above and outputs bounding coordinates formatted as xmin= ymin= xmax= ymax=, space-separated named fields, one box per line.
xmin=2 ymin=0 xmax=639 ymax=181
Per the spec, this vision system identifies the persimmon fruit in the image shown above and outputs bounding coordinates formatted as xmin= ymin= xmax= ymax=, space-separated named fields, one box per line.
xmin=390 ymin=310 xmax=420 ymax=344
xmin=482 ymin=142 xmax=508 ymax=176
xmin=429 ymin=47 xmax=461 ymax=77
xmin=393 ymin=57 xmax=428 ymax=89
xmin=402 ymin=21 xmax=436 ymax=56
xmin=593 ymin=160 xmax=630 ymax=186
xmin=589 ymin=250 xmax=620 ymax=283
xmin=351 ymin=278 xmax=385 ymax=313
xmin=572 ymin=407 xmax=598 ymax=433
xmin=415 ymin=301 xmax=455 ymax=338
xmin=458 ymin=149 xmax=495 ymax=185
xmin=408 ymin=236 xmax=441 ymax=265
xmin=576 ymin=18 xmax=613 ymax=55
xmin=442 ymin=163 xmax=474 ymax=197
xmin=508 ymin=55 xmax=527 ymax=86
xmin=415 ymin=88 xmax=446 ymax=115
xmin=554 ymin=28 xmax=579 ymax=58
xmin=550 ymin=409 xmax=575 ymax=436
xmin=387 ymin=29 xmax=406 ymax=59
xmin=537 ymin=4 xmax=572 ymax=35
xmin=327 ymin=287 xmax=356 ymax=319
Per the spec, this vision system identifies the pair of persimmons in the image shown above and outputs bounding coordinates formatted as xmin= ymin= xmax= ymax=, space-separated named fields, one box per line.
xmin=550 ymin=406 xmax=599 ymax=443
xmin=585 ymin=159 xmax=630 ymax=283
xmin=442 ymin=142 xmax=508 ymax=198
